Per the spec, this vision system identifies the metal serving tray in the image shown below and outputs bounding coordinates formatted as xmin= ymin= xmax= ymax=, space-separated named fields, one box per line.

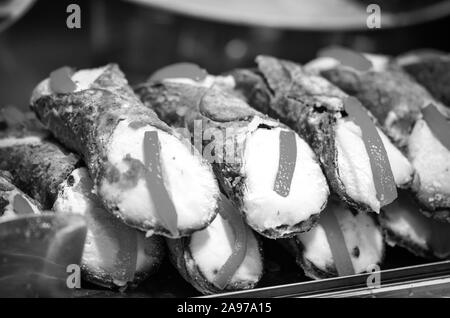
xmin=205 ymin=261 xmax=450 ymax=298
xmin=72 ymin=238 xmax=450 ymax=298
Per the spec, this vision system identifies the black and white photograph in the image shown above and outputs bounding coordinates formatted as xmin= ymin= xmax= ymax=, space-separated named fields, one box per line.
xmin=1 ymin=0 xmax=450 ymax=301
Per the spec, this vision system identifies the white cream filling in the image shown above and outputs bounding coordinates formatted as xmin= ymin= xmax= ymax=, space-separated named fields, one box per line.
xmin=101 ymin=120 xmax=218 ymax=233
xmin=408 ymin=119 xmax=450 ymax=199
xmin=387 ymin=216 xmax=428 ymax=249
xmin=383 ymin=191 xmax=450 ymax=259
xmin=362 ymin=53 xmax=390 ymax=72
xmin=384 ymin=110 xmax=399 ymax=131
xmin=189 ymin=212 xmax=262 ymax=286
xmin=53 ymin=168 xmax=153 ymax=282
xmin=380 ymin=128 xmax=415 ymax=186
xmin=0 ymin=135 xmax=43 ymax=148
xmin=305 ymin=54 xmax=389 ymax=74
xmin=336 ymin=119 xmax=414 ymax=212
xmin=396 ymin=54 xmax=421 ymax=67
xmin=382 ymin=198 xmax=428 ymax=250
xmin=304 ymin=57 xmax=340 ymax=74
xmin=241 ymin=125 xmax=329 ymax=232
xmin=298 ymin=204 xmax=383 ymax=274
xmin=30 ymin=66 xmax=107 ymax=104
xmin=164 ymin=74 xmax=236 ymax=90
xmin=71 ymin=67 xmax=108 ymax=91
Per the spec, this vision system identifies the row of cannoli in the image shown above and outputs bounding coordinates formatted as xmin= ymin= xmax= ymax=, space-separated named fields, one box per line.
xmin=135 ymin=70 xmax=329 ymax=239
xmin=135 ymin=61 xmax=391 ymax=280
xmin=0 ymin=111 xmax=165 ymax=288
xmin=301 ymin=47 xmax=450 ymax=260
xmin=1 ymin=47 xmax=449 ymax=295
xmin=305 ymin=48 xmax=450 ymax=219
xmin=136 ymin=50 xmax=449 ymax=281
xmin=227 ymin=49 xmax=450 ymax=264
xmin=1 ymin=66 xmax=263 ymax=295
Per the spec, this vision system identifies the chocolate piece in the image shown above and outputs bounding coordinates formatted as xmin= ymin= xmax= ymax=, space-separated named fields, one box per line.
xmin=344 ymin=97 xmax=397 ymax=207
xmin=212 ymin=194 xmax=248 ymax=290
xmin=143 ymin=131 xmax=178 ymax=237
xmin=422 ymin=104 xmax=450 ymax=152
xmin=49 ymin=66 xmax=76 ymax=94
xmin=319 ymin=46 xmax=372 ymax=72
xmin=319 ymin=201 xmax=355 ymax=277
xmin=273 ymin=131 xmax=297 ymax=197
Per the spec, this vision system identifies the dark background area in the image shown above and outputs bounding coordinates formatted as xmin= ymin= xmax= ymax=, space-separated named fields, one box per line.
xmin=1 ymin=0 xmax=450 ymax=108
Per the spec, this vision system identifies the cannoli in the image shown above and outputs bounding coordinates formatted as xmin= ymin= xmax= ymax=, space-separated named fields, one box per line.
xmin=0 ymin=116 xmax=79 ymax=209
xmin=231 ymin=56 xmax=414 ymax=214
xmin=284 ymin=199 xmax=384 ymax=279
xmin=54 ymin=167 xmax=165 ymax=288
xmin=0 ymin=170 xmax=41 ymax=221
xmin=135 ymin=64 xmax=329 ymax=238
xmin=380 ymin=189 xmax=450 ymax=259
xmin=306 ymin=48 xmax=450 ymax=220
xmin=30 ymin=65 xmax=220 ymax=238
xmin=306 ymin=47 xmax=450 ymax=147
xmin=0 ymin=116 xmax=165 ymax=288
xmin=167 ymin=194 xmax=263 ymax=295
xmin=396 ymin=50 xmax=450 ymax=106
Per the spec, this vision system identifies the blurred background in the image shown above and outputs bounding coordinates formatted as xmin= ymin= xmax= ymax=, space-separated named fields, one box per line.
xmin=1 ymin=0 xmax=450 ymax=108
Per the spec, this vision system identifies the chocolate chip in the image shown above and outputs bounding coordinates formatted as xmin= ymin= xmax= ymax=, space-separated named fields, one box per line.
xmin=67 ymin=175 xmax=75 ymax=187
xmin=352 ymin=246 xmax=360 ymax=258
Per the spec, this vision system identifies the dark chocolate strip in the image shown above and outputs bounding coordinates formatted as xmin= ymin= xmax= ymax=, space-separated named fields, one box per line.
xmin=273 ymin=130 xmax=297 ymax=197
xmin=212 ymin=194 xmax=248 ymax=290
xmin=143 ymin=131 xmax=179 ymax=237
xmin=319 ymin=202 xmax=355 ymax=277
xmin=149 ymin=62 xmax=208 ymax=83
xmin=319 ymin=46 xmax=373 ymax=72
xmin=422 ymin=104 xmax=450 ymax=152
xmin=49 ymin=66 xmax=76 ymax=94
xmin=13 ymin=194 xmax=34 ymax=215
xmin=344 ymin=97 xmax=397 ymax=207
